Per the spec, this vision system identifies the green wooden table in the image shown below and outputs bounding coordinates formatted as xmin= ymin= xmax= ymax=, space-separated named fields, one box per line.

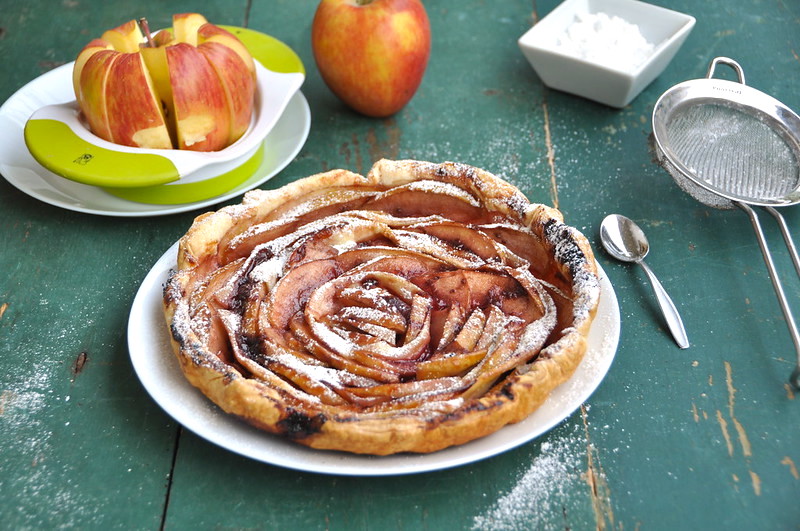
xmin=2 ymin=1 xmax=798 ymax=529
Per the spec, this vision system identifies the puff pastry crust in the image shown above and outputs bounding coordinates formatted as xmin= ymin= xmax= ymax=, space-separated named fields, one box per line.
xmin=163 ymin=159 xmax=600 ymax=455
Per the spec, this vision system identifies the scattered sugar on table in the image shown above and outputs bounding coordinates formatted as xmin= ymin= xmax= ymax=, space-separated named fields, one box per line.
xmin=471 ymin=427 xmax=590 ymax=530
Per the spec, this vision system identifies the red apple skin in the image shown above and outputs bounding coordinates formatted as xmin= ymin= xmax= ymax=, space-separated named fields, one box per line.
xmin=198 ymin=41 xmax=256 ymax=145
xmin=197 ymin=23 xmax=256 ymax=77
xmin=312 ymin=0 xmax=431 ymax=118
xmin=77 ymin=49 xmax=120 ymax=142
xmin=100 ymin=20 xmax=142 ymax=53
xmin=104 ymin=53 xmax=172 ymax=149
xmin=165 ymin=43 xmax=231 ymax=152
xmin=73 ymin=39 xmax=113 ymax=102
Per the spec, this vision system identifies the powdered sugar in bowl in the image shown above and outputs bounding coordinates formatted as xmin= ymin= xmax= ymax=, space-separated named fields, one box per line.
xmin=518 ymin=0 xmax=695 ymax=107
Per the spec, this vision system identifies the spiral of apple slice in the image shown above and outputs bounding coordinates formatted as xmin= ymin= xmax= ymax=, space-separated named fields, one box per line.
xmin=73 ymin=13 xmax=256 ymax=151
xmin=175 ymin=176 xmax=564 ymax=413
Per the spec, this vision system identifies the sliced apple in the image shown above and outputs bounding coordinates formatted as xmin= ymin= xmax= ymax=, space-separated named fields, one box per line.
xmin=104 ymin=53 xmax=171 ymax=149
xmin=164 ymin=43 xmax=231 ymax=151
xmin=138 ymin=44 xmax=176 ymax=146
xmin=198 ymin=41 xmax=255 ymax=145
xmin=197 ymin=23 xmax=256 ymax=77
xmin=173 ymin=13 xmax=208 ymax=46
xmin=72 ymin=39 xmax=114 ymax=102
xmin=100 ymin=19 xmax=143 ymax=53
xmin=76 ymin=49 xmax=120 ymax=143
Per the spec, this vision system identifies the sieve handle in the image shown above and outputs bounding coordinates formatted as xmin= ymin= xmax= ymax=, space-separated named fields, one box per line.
xmin=706 ymin=57 xmax=746 ymax=85
xmin=765 ymin=206 xmax=800 ymax=281
xmin=737 ymin=202 xmax=800 ymax=390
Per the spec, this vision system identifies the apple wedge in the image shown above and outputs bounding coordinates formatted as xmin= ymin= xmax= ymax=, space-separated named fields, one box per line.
xmin=75 ymin=49 xmax=120 ymax=143
xmin=100 ymin=19 xmax=143 ymax=53
xmin=197 ymin=23 xmax=256 ymax=76
xmin=72 ymin=39 xmax=114 ymax=104
xmin=104 ymin=52 xmax=172 ymax=149
xmin=197 ymin=41 xmax=255 ymax=145
xmin=172 ymin=12 xmax=208 ymax=46
xmin=141 ymin=42 xmax=230 ymax=151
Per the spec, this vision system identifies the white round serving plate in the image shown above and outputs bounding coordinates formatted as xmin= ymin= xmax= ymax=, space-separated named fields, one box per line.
xmin=128 ymin=242 xmax=620 ymax=476
xmin=0 ymin=65 xmax=310 ymax=217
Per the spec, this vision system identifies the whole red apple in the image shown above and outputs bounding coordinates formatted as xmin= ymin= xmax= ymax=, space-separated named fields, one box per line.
xmin=73 ymin=14 xmax=256 ymax=151
xmin=311 ymin=0 xmax=430 ymax=118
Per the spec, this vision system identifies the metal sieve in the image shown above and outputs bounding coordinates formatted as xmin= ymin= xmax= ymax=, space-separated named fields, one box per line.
xmin=652 ymin=57 xmax=800 ymax=389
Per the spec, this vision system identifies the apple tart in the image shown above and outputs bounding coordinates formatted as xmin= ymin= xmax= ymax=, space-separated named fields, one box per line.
xmin=163 ymin=159 xmax=601 ymax=455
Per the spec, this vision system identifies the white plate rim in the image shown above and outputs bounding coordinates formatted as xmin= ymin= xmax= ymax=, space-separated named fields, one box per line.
xmin=128 ymin=242 xmax=620 ymax=476
xmin=0 ymin=63 xmax=311 ymax=217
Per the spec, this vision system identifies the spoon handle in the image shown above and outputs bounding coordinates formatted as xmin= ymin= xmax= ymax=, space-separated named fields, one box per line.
xmin=638 ymin=260 xmax=690 ymax=349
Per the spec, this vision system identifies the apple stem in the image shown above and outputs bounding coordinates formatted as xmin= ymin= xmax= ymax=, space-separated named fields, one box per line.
xmin=138 ymin=17 xmax=156 ymax=47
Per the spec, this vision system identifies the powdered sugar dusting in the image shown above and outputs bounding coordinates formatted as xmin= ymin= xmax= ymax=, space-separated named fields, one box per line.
xmin=472 ymin=426 xmax=587 ymax=530
xmin=310 ymin=318 xmax=355 ymax=355
xmin=391 ymin=230 xmax=484 ymax=269
xmin=249 ymin=255 xmax=288 ymax=288
xmin=416 ymin=396 xmax=464 ymax=412
xmin=273 ymin=352 xmax=344 ymax=387
xmin=515 ymin=308 xmax=556 ymax=357
xmin=403 ymin=180 xmax=481 ymax=207
xmin=339 ymin=306 xmax=404 ymax=328
xmin=1 ymin=355 xmax=98 ymax=527
xmin=556 ymin=12 xmax=655 ymax=72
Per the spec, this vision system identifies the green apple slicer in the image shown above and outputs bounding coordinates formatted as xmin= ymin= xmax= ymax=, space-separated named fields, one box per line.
xmin=22 ymin=28 xmax=305 ymax=205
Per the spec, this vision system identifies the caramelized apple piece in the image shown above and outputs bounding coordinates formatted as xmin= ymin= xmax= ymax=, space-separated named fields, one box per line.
xmin=416 ymin=350 xmax=487 ymax=379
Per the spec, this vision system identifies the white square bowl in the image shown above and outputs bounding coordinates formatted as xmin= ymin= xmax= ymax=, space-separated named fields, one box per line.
xmin=518 ymin=0 xmax=695 ymax=108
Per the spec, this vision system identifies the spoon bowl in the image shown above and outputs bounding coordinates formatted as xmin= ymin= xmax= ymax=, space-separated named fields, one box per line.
xmin=600 ymin=214 xmax=650 ymax=263
xmin=600 ymin=214 xmax=689 ymax=349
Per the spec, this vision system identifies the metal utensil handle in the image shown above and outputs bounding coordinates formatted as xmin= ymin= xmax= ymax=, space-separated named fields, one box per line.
xmin=706 ymin=57 xmax=746 ymax=84
xmin=737 ymin=202 xmax=800 ymax=389
xmin=637 ymin=260 xmax=690 ymax=349
xmin=765 ymin=206 xmax=800 ymax=280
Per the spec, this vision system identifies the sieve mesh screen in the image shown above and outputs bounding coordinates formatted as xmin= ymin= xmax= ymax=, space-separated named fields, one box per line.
xmin=665 ymin=102 xmax=800 ymax=202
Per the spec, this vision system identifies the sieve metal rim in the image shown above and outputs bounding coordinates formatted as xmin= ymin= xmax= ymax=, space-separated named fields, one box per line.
xmin=652 ymin=59 xmax=800 ymax=207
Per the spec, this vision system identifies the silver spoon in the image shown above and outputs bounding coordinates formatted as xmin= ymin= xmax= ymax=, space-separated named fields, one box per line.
xmin=600 ymin=214 xmax=690 ymax=349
